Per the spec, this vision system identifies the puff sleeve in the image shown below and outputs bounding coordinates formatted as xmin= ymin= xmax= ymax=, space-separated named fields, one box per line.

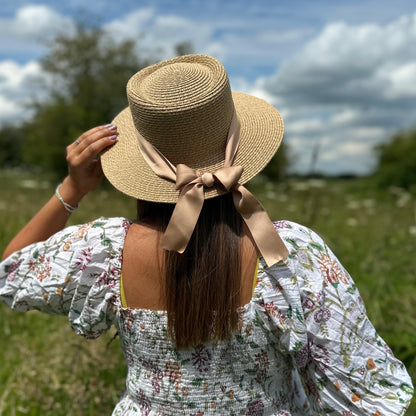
xmin=268 ymin=222 xmax=414 ymax=415
xmin=0 ymin=217 xmax=131 ymax=338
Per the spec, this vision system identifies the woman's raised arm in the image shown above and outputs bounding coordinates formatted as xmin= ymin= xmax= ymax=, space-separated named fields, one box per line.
xmin=2 ymin=124 xmax=118 ymax=260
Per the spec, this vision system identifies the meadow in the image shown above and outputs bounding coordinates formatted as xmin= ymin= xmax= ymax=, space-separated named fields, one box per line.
xmin=0 ymin=168 xmax=415 ymax=415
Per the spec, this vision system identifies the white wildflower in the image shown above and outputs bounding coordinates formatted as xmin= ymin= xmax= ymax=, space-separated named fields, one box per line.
xmin=396 ymin=193 xmax=411 ymax=208
xmin=291 ymin=181 xmax=309 ymax=191
xmin=347 ymin=218 xmax=358 ymax=227
xmin=347 ymin=200 xmax=360 ymax=210
xmin=409 ymin=226 xmax=416 ymax=236
xmin=20 ymin=179 xmax=39 ymax=189
xmin=362 ymin=199 xmax=376 ymax=209
xmin=308 ymin=179 xmax=326 ymax=188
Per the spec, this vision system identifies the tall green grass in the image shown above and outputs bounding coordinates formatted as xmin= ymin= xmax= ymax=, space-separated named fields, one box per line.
xmin=0 ymin=169 xmax=415 ymax=414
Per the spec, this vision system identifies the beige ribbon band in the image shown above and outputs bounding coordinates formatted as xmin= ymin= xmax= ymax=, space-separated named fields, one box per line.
xmin=136 ymin=112 xmax=289 ymax=267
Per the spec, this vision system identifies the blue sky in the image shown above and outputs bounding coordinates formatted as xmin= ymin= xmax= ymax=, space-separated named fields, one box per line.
xmin=1 ymin=0 xmax=416 ymax=175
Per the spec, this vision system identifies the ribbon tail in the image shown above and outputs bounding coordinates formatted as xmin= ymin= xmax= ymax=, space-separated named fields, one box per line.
xmin=232 ymin=184 xmax=289 ymax=267
xmin=224 ymin=111 xmax=241 ymax=166
xmin=136 ymin=130 xmax=177 ymax=181
xmin=161 ymin=184 xmax=204 ymax=253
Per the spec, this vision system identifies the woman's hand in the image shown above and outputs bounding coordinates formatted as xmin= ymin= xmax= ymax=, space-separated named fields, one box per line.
xmin=59 ymin=124 xmax=118 ymax=206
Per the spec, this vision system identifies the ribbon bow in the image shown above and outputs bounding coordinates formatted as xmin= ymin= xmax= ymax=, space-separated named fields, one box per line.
xmin=136 ymin=111 xmax=288 ymax=267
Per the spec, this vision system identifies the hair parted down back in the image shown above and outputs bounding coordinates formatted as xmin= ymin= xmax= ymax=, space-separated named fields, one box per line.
xmin=137 ymin=193 xmax=243 ymax=349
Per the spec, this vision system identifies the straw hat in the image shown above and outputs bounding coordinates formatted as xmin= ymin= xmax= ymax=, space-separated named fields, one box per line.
xmin=101 ymin=54 xmax=284 ymax=203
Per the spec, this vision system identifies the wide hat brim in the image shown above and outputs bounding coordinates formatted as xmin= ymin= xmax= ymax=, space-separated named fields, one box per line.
xmin=101 ymin=91 xmax=284 ymax=203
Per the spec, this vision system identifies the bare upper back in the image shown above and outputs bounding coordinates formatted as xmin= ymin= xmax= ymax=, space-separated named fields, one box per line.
xmin=121 ymin=222 xmax=259 ymax=310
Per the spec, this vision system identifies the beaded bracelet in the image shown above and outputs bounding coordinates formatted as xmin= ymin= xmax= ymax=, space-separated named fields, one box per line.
xmin=55 ymin=184 xmax=79 ymax=215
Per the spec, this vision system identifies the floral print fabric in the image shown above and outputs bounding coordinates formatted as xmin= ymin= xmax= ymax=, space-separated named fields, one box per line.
xmin=0 ymin=217 xmax=413 ymax=415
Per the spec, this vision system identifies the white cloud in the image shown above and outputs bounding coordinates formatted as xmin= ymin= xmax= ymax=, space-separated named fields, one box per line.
xmin=0 ymin=60 xmax=46 ymax=122
xmin=315 ymin=135 xmax=378 ymax=174
xmin=104 ymin=8 xmax=155 ymax=39
xmin=0 ymin=95 xmax=22 ymax=121
xmin=384 ymin=61 xmax=416 ymax=99
xmin=0 ymin=60 xmax=40 ymax=89
xmin=259 ymin=12 xmax=416 ymax=175
xmin=264 ymin=13 xmax=416 ymax=111
xmin=104 ymin=10 xmax=218 ymax=61
xmin=0 ymin=5 xmax=73 ymax=39
xmin=0 ymin=5 xmax=70 ymax=123
xmin=340 ymin=141 xmax=372 ymax=156
xmin=287 ymin=119 xmax=325 ymax=134
xmin=13 ymin=5 xmax=73 ymax=37
xmin=330 ymin=109 xmax=360 ymax=125
xmin=0 ymin=5 xmax=74 ymax=60
xmin=229 ymin=76 xmax=277 ymax=104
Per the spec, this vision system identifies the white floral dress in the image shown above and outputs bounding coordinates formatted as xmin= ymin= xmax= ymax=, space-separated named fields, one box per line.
xmin=0 ymin=217 xmax=413 ymax=415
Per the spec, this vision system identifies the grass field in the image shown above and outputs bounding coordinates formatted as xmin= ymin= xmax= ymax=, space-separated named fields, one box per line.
xmin=0 ymin=168 xmax=415 ymax=415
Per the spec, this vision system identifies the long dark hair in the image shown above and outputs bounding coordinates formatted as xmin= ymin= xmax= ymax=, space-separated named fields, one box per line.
xmin=137 ymin=193 xmax=243 ymax=348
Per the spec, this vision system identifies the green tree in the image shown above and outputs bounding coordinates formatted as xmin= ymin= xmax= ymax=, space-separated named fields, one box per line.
xmin=374 ymin=129 xmax=416 ymax=190
xmin=175 ymin=41 xmax=194 ymax=56
xmin=261 ymin=142 xmax=289 ymax=181
xmin=0 ymin=124 xmax=25 ymax=167
xmin=22 ymin=23 xmax=153 ymax=177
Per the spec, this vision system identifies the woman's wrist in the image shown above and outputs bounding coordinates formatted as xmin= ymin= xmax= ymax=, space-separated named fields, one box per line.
xmin=55 ymin=184 xmax=79 ymax=215
xmin=58 ymin=176 xmax=87 ymax=208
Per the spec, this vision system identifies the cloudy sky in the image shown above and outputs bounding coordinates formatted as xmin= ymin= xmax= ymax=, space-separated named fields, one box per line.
xmin=1 ymin=0 xmax=415 ymax=175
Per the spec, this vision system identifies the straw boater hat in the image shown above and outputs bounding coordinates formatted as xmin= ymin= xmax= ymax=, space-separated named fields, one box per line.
xmin=101 ymin=54 xmax=288 ymax=265
xmin=101 ymin=54 xmax=284 ymax=203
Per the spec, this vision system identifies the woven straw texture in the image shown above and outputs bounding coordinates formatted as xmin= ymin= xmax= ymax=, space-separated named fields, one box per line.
xmin=101 ymin=55 xmax=284 ymax=203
